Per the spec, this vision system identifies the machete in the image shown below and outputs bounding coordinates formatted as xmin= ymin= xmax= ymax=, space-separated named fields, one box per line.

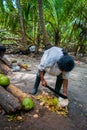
xmin=46 ymin=85 xmax=67 ymax=99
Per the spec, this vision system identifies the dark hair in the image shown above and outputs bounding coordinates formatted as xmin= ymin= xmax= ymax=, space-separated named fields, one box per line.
xmin=58 ymin=55 xmax=75 ymax=72
xmin=0 ymin=46 xmax=6 ymax=52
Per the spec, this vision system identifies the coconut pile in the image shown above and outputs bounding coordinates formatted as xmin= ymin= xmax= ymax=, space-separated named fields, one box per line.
xmin=35 ymin=91 xmax=68 ymax=116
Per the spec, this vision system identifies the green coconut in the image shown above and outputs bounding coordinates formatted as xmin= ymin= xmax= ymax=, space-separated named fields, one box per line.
xmin=0 ymin=73 xmax=5 ymax=77
xmin=0 ymin=76 xmax=10 ymax=87
xmin=22 ymin=97 xmax=34 ymax=110
xmin=53 ymin=97 xmax=58 ymax=106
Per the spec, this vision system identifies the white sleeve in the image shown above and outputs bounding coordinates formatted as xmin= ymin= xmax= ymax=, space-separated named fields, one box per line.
xmin=38 ymin=51 xmax=49 ymax=71
xmin=62 ymin=72 xmax=70 ymax=79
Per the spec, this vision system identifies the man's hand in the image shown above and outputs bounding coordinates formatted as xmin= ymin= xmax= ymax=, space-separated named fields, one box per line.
xmin=41 ymin=79 xmax=47 ymax=87
xmin=39 ymin=70 xmax=47 ymax=87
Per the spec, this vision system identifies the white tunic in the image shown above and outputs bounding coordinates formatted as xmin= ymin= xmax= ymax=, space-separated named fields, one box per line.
xmin=38 ymin=46 xmax=69 ymax=79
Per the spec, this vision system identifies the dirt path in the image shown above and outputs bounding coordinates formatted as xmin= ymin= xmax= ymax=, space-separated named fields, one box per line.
xmin=0 ymin=54 xmax=87 ymax=130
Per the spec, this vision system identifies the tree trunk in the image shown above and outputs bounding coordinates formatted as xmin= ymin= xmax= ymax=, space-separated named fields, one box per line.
xmin=38 ymin=0 xmax=50 ymax=46
xmin=16 ymin=0 xmax=27 ymax=50
xmin=54 ymin=30 xmax=60 ymax=46
xmin=0 ymin=86 xmax=21 ymax=113
xmin=7 ymin=84 xmax=31 ymax=102
xmin=0 ymin=60 xmax=11 ymax=75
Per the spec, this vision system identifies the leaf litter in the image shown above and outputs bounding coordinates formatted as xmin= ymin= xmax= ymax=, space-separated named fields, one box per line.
xmin=35 ymin=91 xmax=68 ymax=116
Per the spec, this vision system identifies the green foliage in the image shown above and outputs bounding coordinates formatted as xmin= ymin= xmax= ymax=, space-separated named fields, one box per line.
xmin=0 ymin=0 xmax=87 ymax=53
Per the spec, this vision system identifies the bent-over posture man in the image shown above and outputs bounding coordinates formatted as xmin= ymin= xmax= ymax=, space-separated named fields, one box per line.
xmin=32 ymin=46 xmax=75 ymax=106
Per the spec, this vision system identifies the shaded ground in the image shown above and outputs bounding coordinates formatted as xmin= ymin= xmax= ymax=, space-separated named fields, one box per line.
xmin=0 ymin=54 xmax=87 ymax=130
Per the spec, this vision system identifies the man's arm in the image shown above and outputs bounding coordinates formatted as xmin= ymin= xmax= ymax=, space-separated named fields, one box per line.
xmin=62 ymin=79 xmax=68 ymax=96
xmin=39 ymin=70 xmax=47 ymax=87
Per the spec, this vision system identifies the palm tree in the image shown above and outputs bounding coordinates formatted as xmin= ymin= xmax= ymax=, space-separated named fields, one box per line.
xmin=16 ymin=0 xmax=27 ymax=50
xmin=37 ymin=0 xmax=50 ymax=48
xmin=44 ymin=0 xmax=66 ymax=46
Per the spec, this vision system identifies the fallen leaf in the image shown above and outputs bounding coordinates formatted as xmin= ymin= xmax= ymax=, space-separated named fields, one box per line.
xmin=33 ymin=114 xmax=39 ymax=118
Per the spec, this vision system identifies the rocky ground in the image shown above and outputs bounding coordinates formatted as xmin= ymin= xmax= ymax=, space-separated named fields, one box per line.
xmin=0 ymin=54 xmax=87 ymax=130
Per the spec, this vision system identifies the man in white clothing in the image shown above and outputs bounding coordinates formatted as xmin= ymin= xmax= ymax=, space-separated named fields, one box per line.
xmin=32 ymin=46 xmax=75 ymax=99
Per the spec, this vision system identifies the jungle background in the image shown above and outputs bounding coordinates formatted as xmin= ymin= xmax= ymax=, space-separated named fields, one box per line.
xmin=0 ymin=0 xmax=87 ymax=130
xmin=0 ymin=0 xmax=87 ymax=55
